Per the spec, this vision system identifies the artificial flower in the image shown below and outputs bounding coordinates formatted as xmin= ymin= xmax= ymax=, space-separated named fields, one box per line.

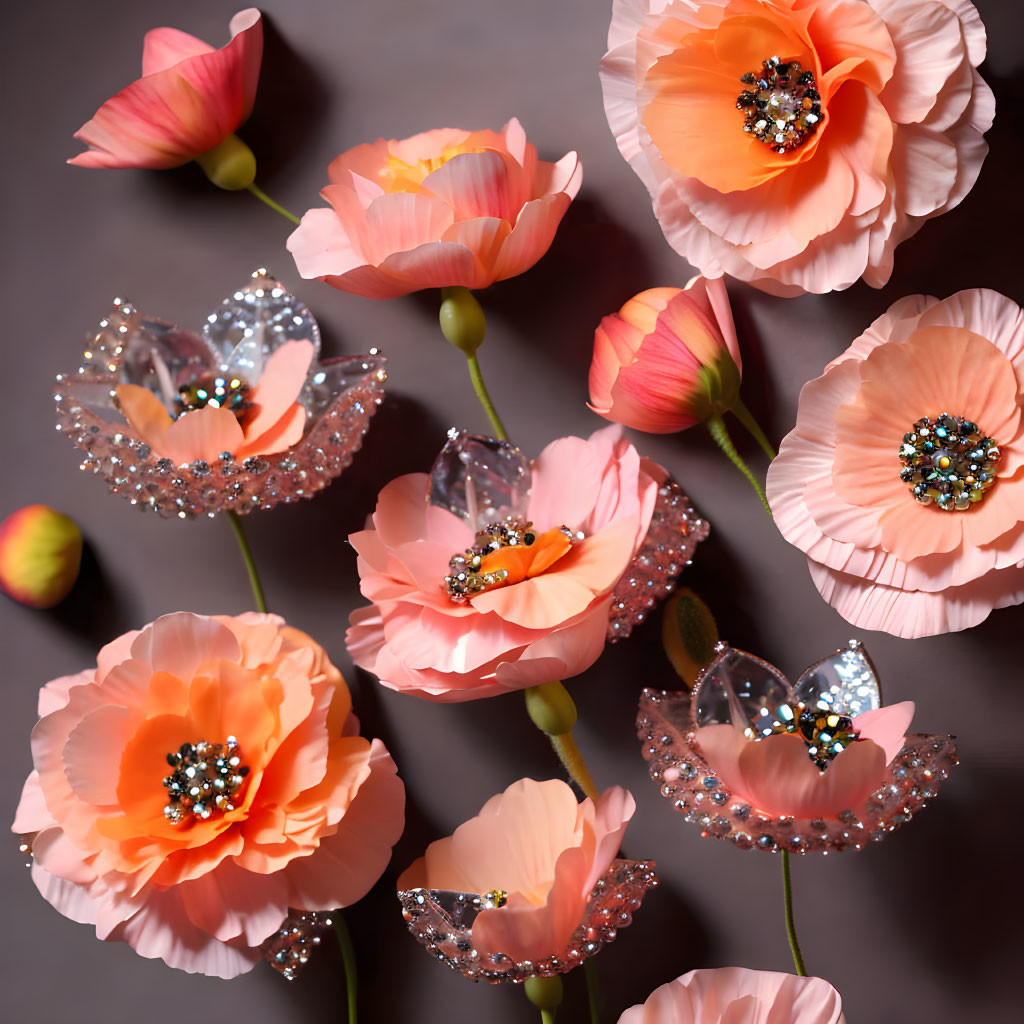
xmin=0 ymin=505 xmax=83 ymax=609
xmin=397 ymin=778 xmax=655 ymax=981
xmin=54 ymin=270 xmax=387 ymax=518
xmin=638 ymin=642 xmax=956 ymax=852
xmin=619 ymin=967 xmax=846 ymax=1024
xmin=347 ymin=425 xmax=707 ymax=702
xmin=12 ymin=611 xmax=405 ymax=978
xmin=767 ymin=288 xmax=1024 ymax=637
xmin=287 ymin=118 xmax=583 ymax=299
xmin=601 ymin=0 xmax=993 ymax=295
xmin=589 ymin=276 xmax=741 ymax=433
xmin=69 ymin=9 xmax=262 ymax=176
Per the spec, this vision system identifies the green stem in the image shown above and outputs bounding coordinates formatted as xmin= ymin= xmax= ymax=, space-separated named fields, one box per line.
xmin=225 ymin=511 xmax=268 ymax=613
xmin=246 ymin=183 xmax=302 ymax=226
xmin=584 ymin=957 xmax=601 ymax=1024
xmin=706 ymin=413 xmax=771 ymax=515
xmin=548 ymin=731 xmax=599 ymax=802
xmin=540 ymin=1011 xmax=556 ymax=1024
xmin=730 ymin=396 xmax=776 ymax=460
xmin=781 ymin=851 xmax=807 ymax=977
xmin=334 ymin=912 xmax=359 ymax=1024
xmin=465 ymin=352 xmax=509 ymax=441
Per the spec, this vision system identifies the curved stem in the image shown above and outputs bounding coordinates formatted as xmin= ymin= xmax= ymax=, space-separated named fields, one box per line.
xmin=706 ymin=413 xmax=772 ymax=516
xmin=245 ymin=183 xmax=302 ymax=226
xmin=584 ymin=957 xmax=601 ymax=1024
xmin=548 ymin=731 xmax=599 ymax=802
xmin=465 ymin=352 xmax=509 ymax=441
xmin=333 ymin=912 xmax=359 ymax=1024
xmin=730 ymin=396 xmax=776 ymax=460
xmin=225 ymin=511 xmax=268 ymax=613
xmin=540 ymin=1011 xmax=556 ymax=1024
xmin=781 ymin=851 xmax=807 ymax=977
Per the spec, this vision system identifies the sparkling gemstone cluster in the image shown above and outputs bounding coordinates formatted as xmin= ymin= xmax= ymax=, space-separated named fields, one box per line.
xmin=737 ymin=56 xmax=821 ymax=153
xmin=175 ymin=375 xmax=251 ymax=418
xmin=260 ymin=910 xmax=334 ymax=981
xmin=898 ymin=413 xmax=999 ymax=511
xmin=770 ymin=703 xmax=859 ymax=770
xmin=162 ymin=737 xmax=249 ymax=824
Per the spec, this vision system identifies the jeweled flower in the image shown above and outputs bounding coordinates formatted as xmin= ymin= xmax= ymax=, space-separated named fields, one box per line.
xmin=601 ymin=0 xmax=993 ymax=295
xmin=346 ymin=426 xmax=707 ymax=702
xmin=287 ymin=118 xmax=582 ymax=299
xmin=619 ymin=968 xmax=846 ymax=1024
xmin=397 ymin=778 xmax=655 ymax=981
xmin=767 ymin=288 xmax=1024 ymax=636
xmin=0 ymin=505 xmax=82 ymax=609
xmin=55 ymin=270 xmax=387 ymax=518
xmin=638 ymin=641 xmax=956 ymax=852
xmin=12 ymin=612 xmax=405 ymax=977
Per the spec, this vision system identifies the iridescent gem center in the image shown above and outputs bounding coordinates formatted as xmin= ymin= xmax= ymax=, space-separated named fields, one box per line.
xmin=163 ymin=737 xmax=249 ymax=824
xmin=737 ymin=56 xmax=821 ymax=153
xmin=899 ymin=413 xmax=1000 ymax=511
xmin=481 ymin=889 xmax=508 ymax=909
xmin=765 ymin=703 xmax=859 ymax=771
xmin=176 ymin=374 xmax=252 ymax=421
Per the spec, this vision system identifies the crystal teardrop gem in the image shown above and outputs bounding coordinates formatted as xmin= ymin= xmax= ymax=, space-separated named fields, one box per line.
xmin=792 ymin=639 xmax=881 ymax=717
xmin=692 ymin=646 xmax=792 ymax=736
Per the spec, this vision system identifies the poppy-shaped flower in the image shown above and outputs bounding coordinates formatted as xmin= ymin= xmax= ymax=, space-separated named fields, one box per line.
xmin=287 ymin=118 xmax=583 ymax=299
xmin=346 ymin=426 xmax=708 ymax=702
xmin=11 ymin=612 xmax=406 ymax=978
xmin=767 ymin=288 xmax=1024 ymax=637
xmin=601 ymin=0 xmax=993 ymax=295
xmin=54 ymin=269 xmax=387 ymax=518
xmin=620 ymin=967 xmax=846 ymax=1024
xmin=638 ymin=640 xmax=956 ymax=852
xmin=397 ymin=778 xmax=655 ymax=982
xmin=69 ymin=9 xmax=262 ymax=172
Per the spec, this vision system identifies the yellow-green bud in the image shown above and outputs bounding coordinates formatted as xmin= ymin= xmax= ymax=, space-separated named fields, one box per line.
xmin=439 ymin=286 xmax=487 ymax=354
xmin=524 ymin=975 xmax=564 ymax=1012
xmin=661 ymin=588 xmax=719 ymax=688
xmin=524 ymin=681 xmax=578 ymax=736
xmin=196 ymin=134 xmax=257 ymax=191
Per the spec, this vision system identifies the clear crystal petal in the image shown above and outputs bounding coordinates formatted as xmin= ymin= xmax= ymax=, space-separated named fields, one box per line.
xmin=793 ymin=640 xmax=882 ymax=717
xmin=692 ymin=647 xmax=792 ymax=735
xmin=301 ymin=352 xmax=387 ymax=420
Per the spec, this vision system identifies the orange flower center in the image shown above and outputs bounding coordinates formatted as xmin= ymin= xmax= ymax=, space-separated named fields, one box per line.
xmin=736 ymin=56 xmax=821 ymax=153
xmin=162 ymin=737 xmax=250 ymax=825
xmin=381 ymin=144 xmax=487 ymax=193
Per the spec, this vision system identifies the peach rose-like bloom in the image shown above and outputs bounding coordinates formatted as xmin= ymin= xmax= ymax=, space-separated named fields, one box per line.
xmin=287 ymin=118 xmax=582 ymax=299
xmin=398 ymin=779 xmax=635 ymax=964
xmin=768 ymin=288 xmax=1024 ymax=637
xmin=619 ymin=968 xmax=846 ymax=1024
xmin=346 ymin=426 xmax=664 ymax=701
xmin=601 ymin=0 xmax=993 ymax=295
xmin=589 ymin=276 xmax=741 ymax=433
xmin=12 ymin=612 xmax=405 ymax=978
xmin=69 ymin=9 xmax=262 ymax=170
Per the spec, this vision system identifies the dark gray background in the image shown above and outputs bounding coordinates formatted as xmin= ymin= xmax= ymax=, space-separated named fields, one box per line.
xmin=2 ymin=1 xmax=1022 ymax=1021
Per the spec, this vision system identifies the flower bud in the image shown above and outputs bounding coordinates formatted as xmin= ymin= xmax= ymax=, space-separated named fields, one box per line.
xmin=196 ymin=134 xmax=257 ymax=190
xmin=661 ymin=588 xmax=719 ymax=688
xmin=0 ymin=505 xmax=83 ymax=608
xmin=524 ymin=681 xmax=578 ymax=736
xmin=439 ymin=287 xmax=487 ymax=354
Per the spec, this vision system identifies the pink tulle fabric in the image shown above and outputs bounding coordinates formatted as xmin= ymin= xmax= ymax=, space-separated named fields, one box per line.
xmin=767 ymin=288 xmax=1024 ymax=637
xmin=11 ymin=612 xmax=405 ymax=978
xmin=346 ymin=425 xmax=664 ymax=701
xmin=601 ymin=0 xmax=993 ymax=295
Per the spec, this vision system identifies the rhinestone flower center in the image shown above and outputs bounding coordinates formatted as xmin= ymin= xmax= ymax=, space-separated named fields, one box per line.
xmin=898 ymin=413 xmax=1000 ymax=512
xmin=443 ymin=516 xmax=582 ymax=602
xmin=175 ymin=374 xmax=252 ymax=421
xmin=162 ymin=737 xmax=249 ymax=824
xmin=766 ymin=703 xmax=859 ymax=771
xmin=737 ymin=56 xmax=821 ymax=153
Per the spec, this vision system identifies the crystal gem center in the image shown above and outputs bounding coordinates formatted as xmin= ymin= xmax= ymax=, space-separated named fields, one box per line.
xmin=175 ymin=375 xmax=252 ymax=421
xmin=162 ymin=737 xmax=249 ymax=824
xmin=736 ymin=56 xmax=821 ymax=153
xmin=768 ymin=703 xmax=859 ymax=771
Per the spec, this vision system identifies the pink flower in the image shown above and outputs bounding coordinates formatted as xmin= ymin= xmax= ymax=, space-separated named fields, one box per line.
xmin=767 ymin=288 xmax=1024 ymax=637
xmin=397 ymin=778 xmax=655 ymax=980
xmin=286 ymin=118 xmax=582 ymax=299
xmin=619 ymin=968 xmax=846 ymax=1024
xmin=0 ymin=505 xmax=82 ymax=609
xmin=69 ymin=9 xmax=262 ymax=171
xmin=589 ymin=277 xmax=741 ymax=433
xmin=601 ymin=0 xmax=993 ymax=295
xmin=12 ymin=612 xmax=405 ymax=977
xmin=347 ymin=426 xmax=668 ymax=701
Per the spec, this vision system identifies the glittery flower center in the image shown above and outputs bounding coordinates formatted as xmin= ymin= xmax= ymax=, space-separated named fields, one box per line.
xmin=736 ymin=56 xmax=821 ymax=153
xmin=481 ymin=889 xmax=508 ymax=909
xmin=898 ymin=413 xmax=1000 ymax=511
xmin=162 ymin=737 xmax=249 ymax=824
xmin=765 ymin=703 xmax=859 ymax=771
xmin=175 ymin=374 xmax=252 ymax=421
xmin=443 ymin=516 xmax=582 ymax=602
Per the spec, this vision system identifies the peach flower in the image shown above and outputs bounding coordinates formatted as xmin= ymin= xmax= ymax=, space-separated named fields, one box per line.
xmin=619 ymin=968 xmax=846 ymax=1024
xmin=12 ymin=612 xmax=405 ymax=977
xmin=286 ymin=118 xmax=582 ymax=299
xmin=69 ymin=10 xmax=262 ymax=171
xmin=589 ymin=276 xmax=741 ymax=433
xmin=398 ymin=779 xmax=636 ymax=965
xmin=767 ymin=288 xmax=1024 ymax=637
xmin=601 ymin=0 xmax=993 ymax=295
xmin=346 ymin=426 xmax=665 ymax=701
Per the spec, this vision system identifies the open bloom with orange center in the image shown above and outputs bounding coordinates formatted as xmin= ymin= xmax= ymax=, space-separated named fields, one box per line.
xmin=619 ymin=968 xmax=846 ymax=1024
xmin=397 ymin=778 xmax=656 ymax=981
xmin=286 ymin=118 xmax=583 ymax=299
xmin=69 ymin=9 xmax=262 ymax=171
xmin=12 ymin=612 xmax=405 ymax=978
xmin=767 ymin=288 xmax=1024 ymax=636
xmin=601 ymin=0 xmax=993 ymax=295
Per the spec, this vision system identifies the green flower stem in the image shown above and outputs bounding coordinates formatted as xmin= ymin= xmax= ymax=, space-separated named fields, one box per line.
xmin=245 ymin=182 xmax=302 ymax=225
xmin=465 ymin=352 xmax=509 ymax=441
xmin=524 ymin=682 xmax=599 ymax=801
xmin=706 ymin=413 xmax=772 ymax=516
xmin=730 ymin=396 xmax=777 ymax=460
xmin=334 ymin=912 xmax=359 ymax=1024
xmin=584 ymin=957 xmax=601 ymax=1024
xmin=782 ymin=851 xmax=807 ymax=977
xmin=549 ymin=732 xmax=600 ymax=802
xmin=225 ymin=511 xmax=268 ymax=613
